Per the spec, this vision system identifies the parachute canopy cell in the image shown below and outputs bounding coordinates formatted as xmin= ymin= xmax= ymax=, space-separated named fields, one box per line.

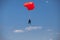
xmin=24 ymin=2 xmax=35 ymax=10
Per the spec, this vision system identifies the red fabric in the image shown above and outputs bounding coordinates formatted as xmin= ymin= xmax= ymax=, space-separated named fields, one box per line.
xmin=24 ymin=2 xmax=35 ymax=10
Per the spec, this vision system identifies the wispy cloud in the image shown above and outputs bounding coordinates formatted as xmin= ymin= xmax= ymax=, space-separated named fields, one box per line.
xmin=25 ymin=26 xmax=42 ymax=31
xmin=14 ymin=30 xmax=24 ymax=33
xmin=56 ymin=33 xmax=60 ymax=34
xmin=14 ymin=26 xmax=42 ymax=33
xmin=45 ymin=1 xmax=48 ymax=3
xmin=49 ymin=38 xmax=53 ymax=40
xmin=47 ymin=29 xmax=52 ymax=32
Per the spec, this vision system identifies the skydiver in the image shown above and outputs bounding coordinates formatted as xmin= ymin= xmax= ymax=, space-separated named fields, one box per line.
xmin=28 ymin=19 xmax=31 ymax=24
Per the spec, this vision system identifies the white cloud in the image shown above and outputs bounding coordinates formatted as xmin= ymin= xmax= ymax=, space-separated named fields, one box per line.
xmin=25 ymin=26 xmax=42 ymax=31
xmin=13 ymin=26 xmax=42 ymax=32
xmin=14 ymin=30 xmax=24 ymax=33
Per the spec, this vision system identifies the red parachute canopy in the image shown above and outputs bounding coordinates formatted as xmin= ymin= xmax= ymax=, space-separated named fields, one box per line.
xmin=24 ymin=2 xmax=35 ymax=10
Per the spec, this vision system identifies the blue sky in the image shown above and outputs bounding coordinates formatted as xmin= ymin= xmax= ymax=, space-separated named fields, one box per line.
xmin=0 ymin=0 xmax=60 ymax=40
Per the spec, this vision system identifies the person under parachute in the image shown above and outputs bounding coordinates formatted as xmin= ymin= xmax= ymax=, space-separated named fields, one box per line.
xmin=24 ymin=2 xmax=35 ymax=25
xmin=28 ymin=19 xmax=31 ymax=24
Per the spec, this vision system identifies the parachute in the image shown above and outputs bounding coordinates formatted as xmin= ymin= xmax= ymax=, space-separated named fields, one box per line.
xmin=24 ymin=2 xmax=35 ymax=10
xmin=24 ymin=2 xmax=35 ymax=25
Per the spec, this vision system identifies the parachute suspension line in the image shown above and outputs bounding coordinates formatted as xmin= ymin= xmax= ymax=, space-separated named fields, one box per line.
xmin=28 ymin=11 xmax=30 ymax=19
xmin=28 ymin=11 xmax=31 ymax=25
